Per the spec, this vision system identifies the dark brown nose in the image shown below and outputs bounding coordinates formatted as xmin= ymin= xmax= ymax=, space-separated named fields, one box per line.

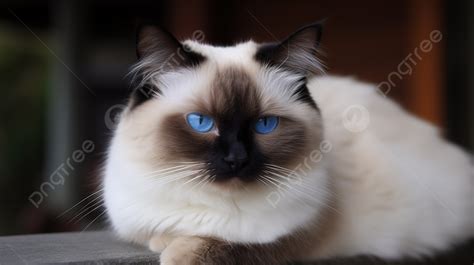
xmin=223 ymin=142 xmax=248 ymax=171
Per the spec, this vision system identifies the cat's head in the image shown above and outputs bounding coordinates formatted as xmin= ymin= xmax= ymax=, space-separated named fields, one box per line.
xmin=112 ymin=23 xmax=324 ymax=191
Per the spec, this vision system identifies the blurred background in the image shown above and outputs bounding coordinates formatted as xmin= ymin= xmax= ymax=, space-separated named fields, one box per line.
xmin=0 ymin=0 xmax=472 ymax=236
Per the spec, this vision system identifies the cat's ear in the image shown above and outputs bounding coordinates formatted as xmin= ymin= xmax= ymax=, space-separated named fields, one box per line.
xmin=137 ymin=25 xmax=175 ymax=58
xmin=129 ymin=25 xmax=205 ymax=109
xmin=255 ymin=22 xmax=324 ymax=75
xmin=136 ymin=24 xmax=204 ymax=68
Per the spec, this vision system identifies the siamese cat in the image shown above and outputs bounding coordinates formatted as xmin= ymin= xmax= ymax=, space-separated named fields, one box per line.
xmin=103 ymin=23 xmax=473 ymax=264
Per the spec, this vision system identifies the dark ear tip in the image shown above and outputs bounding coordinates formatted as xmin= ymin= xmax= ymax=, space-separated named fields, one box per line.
xmin=300 ymin=20 xmax=325 ymax=33
xmin=135 ymin=21 xmax=159 ymax=58
xmin=292 ymin=20 xmax=325 ymax=47
xmin=136 ymin=24 xmax=155 ymax=39
xmin=135 ymin=18 xmax=159 ymax=36
xmin=134 ymin=21 xmax=177 ymax=59
xmin=135 ymin=21 xmax=166 ymax=42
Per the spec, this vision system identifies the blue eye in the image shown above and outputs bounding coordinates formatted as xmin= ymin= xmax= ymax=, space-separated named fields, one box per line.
xmin=255 ymin=116 xmax=279 ymax=134
xmin=186 ymin=113 xmax=214 ymax=133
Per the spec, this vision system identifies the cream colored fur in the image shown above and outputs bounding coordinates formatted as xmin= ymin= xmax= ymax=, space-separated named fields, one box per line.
xmin=104 ymin=40 xmax=473 ymax=262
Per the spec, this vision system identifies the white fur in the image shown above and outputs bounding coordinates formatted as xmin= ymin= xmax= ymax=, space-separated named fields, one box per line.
xmin=306 ymin=76 xmax=473 ymax=259
xmin=104 ymin=40 xmax=473 ymax=261
xmin=105 ymin=133 xmax=328 ymax=244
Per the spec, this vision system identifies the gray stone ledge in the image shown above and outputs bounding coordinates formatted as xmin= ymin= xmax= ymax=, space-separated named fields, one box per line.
xmin=0 ymin=231 xmax=159 ymax=265
xmin=0 ymin=231 xmax=472 ymax=265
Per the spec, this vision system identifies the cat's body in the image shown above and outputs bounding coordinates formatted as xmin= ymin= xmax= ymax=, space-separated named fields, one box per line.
xmin=304 ymin=76 xmax=473 ymax=259
xmin=104 ymin=24 xmax=473 ymax=264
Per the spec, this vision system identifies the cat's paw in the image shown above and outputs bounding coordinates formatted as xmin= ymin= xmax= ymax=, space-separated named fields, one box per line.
xmin=159 ymin=236 xmax=206 ymax=265
xmin=148 ymin=234 xmax=174 ymax=253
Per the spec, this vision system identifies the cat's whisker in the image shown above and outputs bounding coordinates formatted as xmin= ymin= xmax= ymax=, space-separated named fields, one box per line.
xmin=258 ymin=179 xmax=268 ymax=187
xmin=264 ymin=163 xmax=297 ymax=174
xmin=67 ymin=198 xmax=104 ymax=224
xmin=269 ymin=166 xmax=317 ymax=183
xmin=264 ymin=169 xmax=332 ymax=200
xmin=140 ymin=168 xmax=202 ymax=187
xmin=171 ymin=161 xmax=208 ymax=165
xmin=182 ymin=173 xmax=206 ymax=186
xmin=261 ymin=174 xmax=322 ymax=209
xmin=114 ymin=171 xmax=203 ymax=214
xmin=72 ymin=202 xmax=105 ymax=224
xmin=200 ymin=176 xmax=215 ymax=191
xmin=264 ymin=170 xmax=317 ymax=190
xmin=264 ymin=163 xmax=310 ymax=178
xmin=260 ymin=175 xmax=282 ymax=188
xmin=81 ymin=211 xmax=107 ymax=233
xmin=140 ymin=164 xmax=197 ymax=179
xmin=66 ymin=194 xmax=105 ymax=223
xmin=257 ymin=176 xmax=273 ymax=188
xmin=143 ymin=162 xmax=209 ymax=180
xmin=263 ymin=168 xmax=335 ymax=197
xmin=194 ymin=172 xmax=215 ymax=192
xmin=57 ymin=189 xmax=104 ymax=219
xmin=178 ymin=168 xmax=211 ymax=187
xmin=155 ymin=169 xmax=203 ymax=186
xmin=188 ymin=176 xmax=208 ymax=192
xmin=261 ymin=173 xmax=341 ymax=215
xmin=271 ymin=170 xmax=341 ymax=204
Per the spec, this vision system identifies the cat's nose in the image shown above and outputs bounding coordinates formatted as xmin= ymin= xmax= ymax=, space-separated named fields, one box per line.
xmin=223 ymin=142 xmax=248 ymax=171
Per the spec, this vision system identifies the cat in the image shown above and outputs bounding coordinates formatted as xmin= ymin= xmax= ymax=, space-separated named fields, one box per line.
xmin=103 ymin=23 xmax=473 ymax=265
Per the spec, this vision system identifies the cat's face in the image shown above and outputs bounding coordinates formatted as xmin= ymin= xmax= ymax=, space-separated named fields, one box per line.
xmin=114 ymin=24 xmax=324 ymax=190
